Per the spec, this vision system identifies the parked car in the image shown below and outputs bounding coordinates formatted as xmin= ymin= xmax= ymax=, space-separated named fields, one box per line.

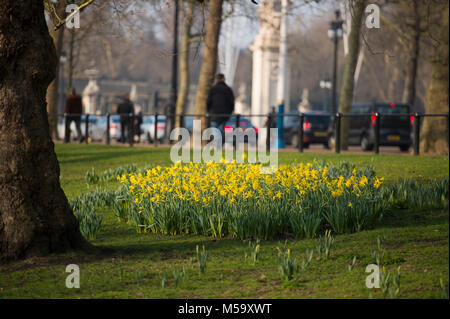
xmin=222 ymin=115 xmax=259 ymax=146
xmin=284 ymin=110 xmax=332 ymax=148
xmin=90 ymin=114 xmax=166 ymax=143
xmin=91 ymin=115 xmax=122 ymax=142
xmin=328 ymin=102 xmax=412 ymax=152
xmin=181 ymin=116 xmax=258 ymax=145
xmin=57 ymin=114 xmax=98 ymax=141
xmin=141 ymin=115 xmax=166 ymax=143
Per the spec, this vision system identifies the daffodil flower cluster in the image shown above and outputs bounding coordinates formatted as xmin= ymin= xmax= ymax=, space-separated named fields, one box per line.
xmin=114 ymin=160 xmax=387 ymax=238
xmin=118 ymin=161 xmax=384 ymax=206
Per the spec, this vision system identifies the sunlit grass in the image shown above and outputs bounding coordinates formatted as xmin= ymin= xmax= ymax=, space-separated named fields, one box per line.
xmin=0 ymin=145 xmax=447 ymax=298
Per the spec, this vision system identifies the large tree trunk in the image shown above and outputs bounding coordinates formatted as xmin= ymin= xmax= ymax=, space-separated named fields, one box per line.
xmin=338 ymin=0 xmax=366 ymax=150
xmin=0 ymin=0 xmax=91 ymax=261
xmin=175 ymin=0 xmax=195 ymax=129
xmin=46 ymin=0 xmax=67 ymax=141
xmin=193 ymin=0 xmax=223 ymax=133
xmin=401 ymin=0 xmax=421 ymax=109
xmin=420 ymin=1 xmax=449 ymax=155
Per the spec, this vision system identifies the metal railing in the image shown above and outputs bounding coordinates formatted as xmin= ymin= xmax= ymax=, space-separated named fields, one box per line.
xmin=49 ymin=112 xmax=449 ymax=156
xmin=332 ymin=112 xmax=449 ymax=155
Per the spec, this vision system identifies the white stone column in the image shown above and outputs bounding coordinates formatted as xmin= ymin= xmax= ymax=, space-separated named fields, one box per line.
xmin=82 ymin=69 xmax=100 ymax=115
xmin=276 ymin=0 xmax=288 ymax=105
xmin=249 ymin=0 xmax=289 ymax=127
xmin=251 ymin=48 xmax=263 ymax=126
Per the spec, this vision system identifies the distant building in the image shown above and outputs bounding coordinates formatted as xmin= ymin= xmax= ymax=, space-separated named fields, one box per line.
xmin=249 ymin=0 xmax=290 ymax=128
xmin=58 ymin=78 xmax=197 ymax=115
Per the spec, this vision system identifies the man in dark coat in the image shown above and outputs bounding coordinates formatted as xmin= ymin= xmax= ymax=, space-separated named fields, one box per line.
xmin=134 ymin=107 xmax=143 ymax=143
xmin=117 ymin=93 xmax=135 ymax=143
xmin=207 ymin=73 xmax=235 ymax=128
xmin=64 ymin=88 xmax=84 ymax=143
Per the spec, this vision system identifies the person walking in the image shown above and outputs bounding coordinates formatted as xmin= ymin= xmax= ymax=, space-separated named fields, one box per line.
xmin=117 ymin=93 xmax=135 ymax=143
xmin=134 ymin=106 xmax=143 ymax=143
xmin=207 ymin=74 xmax=235 ymax=141
xmin=64 ymin=88 xmax=84 ymax=143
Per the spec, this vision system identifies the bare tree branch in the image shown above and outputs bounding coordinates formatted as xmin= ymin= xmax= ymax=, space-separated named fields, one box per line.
xmin=54 ymin=0 xmax=96 ymax=30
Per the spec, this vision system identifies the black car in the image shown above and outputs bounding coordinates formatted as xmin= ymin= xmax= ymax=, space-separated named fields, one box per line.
xmin=284 ymin=111 xmax=332 ymax=148
xmin=223 ymin=115 xmax=259 ymax=145
xmin=183 ymin=115 xmax=258 ymax=145
xmin=328 ymin=102 xmax=412 ymax=152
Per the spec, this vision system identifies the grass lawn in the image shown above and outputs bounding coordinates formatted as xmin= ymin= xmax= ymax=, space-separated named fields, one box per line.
xmin=0 ymin=144 xmax=448 ymax=298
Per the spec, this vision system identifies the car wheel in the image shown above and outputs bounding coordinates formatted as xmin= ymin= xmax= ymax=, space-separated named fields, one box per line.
xmin=290 ymin=135 xmax=299 ymax=148
xmin=328 ymin=135 xmax=335 ymax=150
xmin=399 ymin=145 xmax=410 ymax=152
xmin=303 ymin=142 xmax=310 ymax=149
xmin=361 ymin=135 xmax=373 ymax=151
xmin=147 ymin=132 xmax=153 ymax=143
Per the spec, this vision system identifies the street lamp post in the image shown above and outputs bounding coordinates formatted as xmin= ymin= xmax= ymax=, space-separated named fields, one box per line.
xmin=328 ymin=10 xmax=343 ymax=116
xmin=165 ymin=0 xmax=179 ymax=144
xmin=319 ymin=78 xmax=332 ymax=112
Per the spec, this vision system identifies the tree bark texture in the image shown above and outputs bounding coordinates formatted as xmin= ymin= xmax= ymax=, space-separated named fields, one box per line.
xmin=175 ymin=0 xmax=195 ymax=128
xmin=46 ymin=0 xmax=67 ymax=140
xmin=338 ymin=0 xmax=366 ymax=150
xmin=193 ymin=0 xmax=223 ymax=133
xmin=420 ymin=1 xmax=449 ymax=155
xmin=401 ymin=0 xmax=421 ymax=109
xmin=0 ymin=0 xmax=91 ymax=261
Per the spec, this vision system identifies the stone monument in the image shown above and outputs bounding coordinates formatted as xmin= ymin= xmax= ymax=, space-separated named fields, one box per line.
xmin=82 ymin=69 xmax=100 ymax=115
xmin=297 ymin=88 xmax=312 ymax=113
xmin=249 ymin=0 xmax=290 ymax=128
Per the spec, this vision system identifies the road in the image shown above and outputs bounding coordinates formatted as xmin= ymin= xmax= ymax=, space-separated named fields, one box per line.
xmin=280 ymin=144 xmax=411 ymax=155
xmin=58 ymin=138 xmax=411 ymax=155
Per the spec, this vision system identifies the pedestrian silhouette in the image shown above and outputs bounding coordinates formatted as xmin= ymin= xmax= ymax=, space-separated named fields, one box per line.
xmin=207 ymin=74 xmax=235 ymax=141
xmin=117 ymin=93 xmax=135 ymax=143
xmin=64 ymin=88 xmax=84 ymax=143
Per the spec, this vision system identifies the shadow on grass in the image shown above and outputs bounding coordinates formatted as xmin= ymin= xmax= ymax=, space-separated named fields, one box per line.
xmin=379 ymin=207 xmax=449 ymax=229
xmin=58 ymin=149 xmax=165 ymax=166
xmin=0 ymin=236 xmax=246 ymax=275
xmin=0 ymin=247 xmax=116 ymax=274
xmin=2 ymin=208 xmax=447 ymax=275
xmin=97 ymin=234 xmax=245 ymax=258
xmin=93 ymin=207 xmax=449 ymax=260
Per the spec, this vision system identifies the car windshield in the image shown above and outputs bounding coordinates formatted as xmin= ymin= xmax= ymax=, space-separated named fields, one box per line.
xmin=143 ymin=117 xmax=154 ymax=124
xmin=226 ymin=117 xmax=253 ymax=127
xmin=81 ymin=116 xmax=97 ymax=124
xmin=111 ymin=115 xmax=120 ymax=123
xmin=284 ymin=114 xmax=299 ymax=126
xmin=375 ymin=104 xmax=409 ymax=114
xmin=304 ymin=115 xmax=331 ymax=125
